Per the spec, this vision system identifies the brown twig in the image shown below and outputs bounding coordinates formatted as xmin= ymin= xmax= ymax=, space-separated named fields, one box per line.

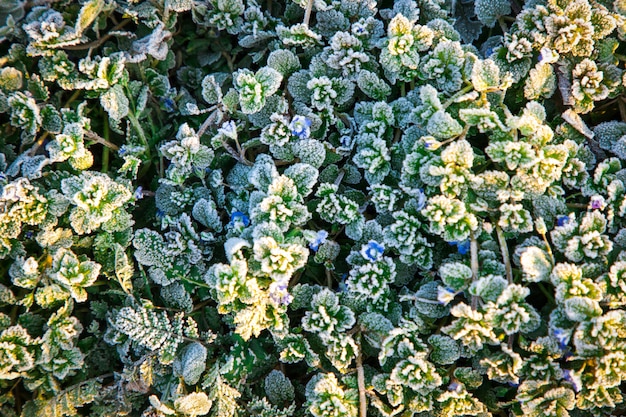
xmin=64 ymin=20 xmax=132 ymax=51
xmin=85 ymin=130 xmax=120 ymax=151
xmin=356 ymin=336 xmax=367 ymax=417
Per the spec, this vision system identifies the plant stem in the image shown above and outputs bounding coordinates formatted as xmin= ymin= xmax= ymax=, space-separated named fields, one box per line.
xmin=470 ymin=230 xmax=480 ymax=310
xmin=221 ymin=139 xmax=252 ymax=166
xmin=85 ymin=130 xmax=120 ymax=151
xmin=496 ymin=225 xmax=513 ymax=284
xmin=539 ymin=231 xmax=555 ymax=265
xmin=443 ymin=84 xmax=474 ymax=109
xmin=101 ymin=114 xmax=110 ymax=172
xmin=64 ymin=20 xmax=132 ymax=51
xmin=303 ymin=0 xmax=314 ymax=26
xmin=127 ymin=111 xmax=151 ymax=158
xmin=356 ymin=333 xmax=367 ymax=417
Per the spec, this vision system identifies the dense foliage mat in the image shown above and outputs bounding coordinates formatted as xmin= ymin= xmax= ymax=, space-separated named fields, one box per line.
xmin=2 ymin=0 xmax=626 ymax=416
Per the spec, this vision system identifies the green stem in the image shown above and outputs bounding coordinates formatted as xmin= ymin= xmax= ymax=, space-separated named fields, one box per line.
xmin=442 ymin=84 xmax=474 ymax=109
xmin=127 ymin=111 xmax=151 ymax=158
xmin=181 ymin=276 xmax=212 ymax=289
xmin=101 ymin=114 xmax=110 ymax=173
xmin=470 ymin=230 xmax=480 ymax=310
xmin=496 ymin=225 xmax=513 ymax=284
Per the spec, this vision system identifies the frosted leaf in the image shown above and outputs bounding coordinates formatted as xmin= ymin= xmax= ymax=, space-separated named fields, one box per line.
xmin=439 ymin=262 xmax=472 ymax=292
xmin=133 ymin=228 xmax=166 ymax=267
xmin=357 ymin=70 xmax=391 ymax=100
xmin=519 ymin=247 xmax=552 ymax=282
xmin=284 ymin=163 xmax=318 ymax=197
xmin=471 ymin=59 xmax=503 ymax=92
xmin=174 ymin=392 xmax=212 ymax=416
xmin=474 ymin=0 xmax=511 ymax=28
xmin=428 ymin=334 xmax=461 ymax=365
xmin=265 ymin=370 xmax=295 ymax=404
xmin=100 ymin=85 xmax=129 ymax=121
xmin=74 ymin=0 xmax=103 ymax=33
xmin=234 ymin=67 xmax=283 ymax=114
xmin=267 ymin=49 xmax=301 ymax=77
xmin=174 ymin=342 xmax=207 ymax=385
xmin=192 ymin=198 xmax=222 ymax=231
xmin=525 ymin=62 xmax=557 ymax=100
xmin=293 ymin=139 xmax=326 ymax=168
xmin=427 ymin=110 xmax=463 ymax=140
xmin=201 ymin=75 xmax=223 ymax=104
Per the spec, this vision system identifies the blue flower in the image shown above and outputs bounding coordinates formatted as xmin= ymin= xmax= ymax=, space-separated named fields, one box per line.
xmin=161 ymin=97 xmax=175 ymax=112
xmin=448 ymin=381 xmax=461 ymax=392
xmin=556 ymin=215 xmax=571 ymax=227
xmin=590 ymin=196 xmax=605 ymax=210
xmin=269 ymin=282 xmax=292 ymax=306
xmin=25 ymin=231 xmax=33 ymax=239
xmin=310 ymin=230 xmax=329 ymax=252
xmin=290 ymin=115 xmax=311 ymax=139
xmin=448 ymin=240 xmax=470 ymax=255
xmin=563 ymin=369 xmax=581 ymax=392
xmin=553 ymin=328 xmax=569 ymax=350
xmin=134 ymin=186 xmax=144 ymax=200
xmin=155 ymin=209 xmax=165 ymax=220
xmin=538 ymin=47 xmax=558 ymax=64
xmin=118 ymin=146 xmax=127 ymax=156
xmin=229 ymin=211 xmax=250 ymax=228
xmin=360 ymin=240 xmax=385 ymax=262
xmin=456 ymin=240 xmax=470 ymax=255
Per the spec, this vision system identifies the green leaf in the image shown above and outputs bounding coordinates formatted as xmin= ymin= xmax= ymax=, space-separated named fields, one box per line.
xmin=75 ymin=0 xmax=104 ymax=33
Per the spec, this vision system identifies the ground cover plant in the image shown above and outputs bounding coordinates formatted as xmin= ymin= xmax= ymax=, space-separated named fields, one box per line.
xmin=2 ymin=0 xmax=626 ymax=416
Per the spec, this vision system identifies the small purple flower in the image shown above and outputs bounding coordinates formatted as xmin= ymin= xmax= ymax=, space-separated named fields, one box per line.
xmin=25 ymin=231 xmax=33 ymax=239
xmin=229 ymin=211 xmax=250 ymax=228
xmin=290 ymin=115 xmax=311 ymax=139
xmin=556 ymin=215 xmax=571 ymax=227
xmin=590 ymin=195 xmax=605 ymax=210
xmin=269 ymin=282 xmax=293 ymax=306
xmin=134 ymin=186 xmax=144 ymax=200
xmin=360 ymin=240 xmax=385 ymax=262
xmin=310 ymin=230 xmax=329 ymax=252
xmin=448 ymin=381 xmax=461 ymax=392
xmin=118 ymin=146 xmax=127 ymax=156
